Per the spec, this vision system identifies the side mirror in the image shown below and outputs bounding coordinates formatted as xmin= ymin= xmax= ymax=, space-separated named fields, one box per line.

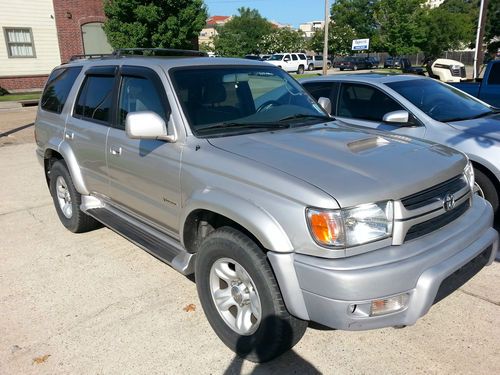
xmin=382 ymin=110 xmax=413 ymax=125
xmin=125 ymin=111 xmax=176 ymax=142
xmin=284 ymin=57 xmax=290 ymax=62
xmin=318 ymin=97 xmax=332 ymax=114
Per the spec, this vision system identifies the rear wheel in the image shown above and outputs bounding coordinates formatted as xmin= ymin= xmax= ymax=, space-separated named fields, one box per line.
xmin=327 ymin=62 xmax=331 ymax=69
xmin=195 ymin=227 xmax=308 ymax=363
xmin=49 ymin=160 xmax=100 ymax=233
xmin=308 ymin=63 xmax=314 ymax=71
xmin=474 ymin=168 xmax=499 ymax=216
xmin=297 ymin=65 xmax=305 ymax=74
xmin=353 ymin=65 xmax=358 ymax=71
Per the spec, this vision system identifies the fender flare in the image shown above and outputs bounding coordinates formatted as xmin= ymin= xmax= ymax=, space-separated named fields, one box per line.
xmin=181 ymin=188 xmax=294 ymax=253
xmin=50 ymin=141 xmax=89 ymax=195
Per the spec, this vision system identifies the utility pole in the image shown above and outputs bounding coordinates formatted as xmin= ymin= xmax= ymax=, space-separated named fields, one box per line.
xmin=473 ymin=0 xmax=489 ymax=79
xmin=322 ymin=0 xmax=329 ymax=75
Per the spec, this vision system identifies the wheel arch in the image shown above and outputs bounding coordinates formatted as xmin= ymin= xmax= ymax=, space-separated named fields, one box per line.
xmin=181 ymin=190 xmax=294 ymax=254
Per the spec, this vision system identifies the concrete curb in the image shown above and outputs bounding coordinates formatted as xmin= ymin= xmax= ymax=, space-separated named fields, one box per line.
xmin=0 ymin=101 xmax=22 ymax=110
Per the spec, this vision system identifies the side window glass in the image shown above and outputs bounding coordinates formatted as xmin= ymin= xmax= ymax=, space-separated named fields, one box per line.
xmin=74 ymin=75 xmax=114 ymax=123
xmin=284 ymin=54 xmax=290 ymax=61
xmin=487 ymin=63 xmax=500 ymax=85
xmin=303 ymin=82 xmax=339 ymax=115
xmin=118 ymin=76 xmax=167 ymax=128
xmin=338 ymin=83 xmax=403 ymax=121
xmin=41 ymin=66 xmax=82 ymax=113
xmin=292 ymin=54 xmax=298 ymax=61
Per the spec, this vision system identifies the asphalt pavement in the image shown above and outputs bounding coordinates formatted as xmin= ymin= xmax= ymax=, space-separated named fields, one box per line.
xmin=1 ymin=107 xmax=499 ymax=374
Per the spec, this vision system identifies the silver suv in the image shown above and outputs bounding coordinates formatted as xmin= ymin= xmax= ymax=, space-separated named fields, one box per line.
xmin=35 ymin=49 xmax=498 ymax=363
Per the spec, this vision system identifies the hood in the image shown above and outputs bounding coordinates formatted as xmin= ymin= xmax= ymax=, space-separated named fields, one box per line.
xmin=448 ymin=113 xmax=500 ymax=140
xmin=208 ymin=123 xmax=466 ymax=207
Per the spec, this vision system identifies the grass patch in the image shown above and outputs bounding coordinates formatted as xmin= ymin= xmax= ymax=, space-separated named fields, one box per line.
xmin=0 ymin=92 xmax=41 ymax=102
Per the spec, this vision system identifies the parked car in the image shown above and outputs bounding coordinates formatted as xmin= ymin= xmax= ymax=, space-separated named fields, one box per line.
xmin=384 ymin=57 xmax=402 ymax=69
xmin=302 ymin=74 xmax=500 ymax=217
xmin=36 ymin=50 xmax=498 ymax=363
xmin=265 ymin=52 xmax=308 ymax=74
xmin=337 ymin=56 xmax=371 ymax=71
xmin=450 ymin=60 xmax=500 ymax=107
xmin=366 ymin=56 xmax=380 ymax=69
xmin=400 ymin=58 xmax=425 ymax=75
xmin=431 ymin=58 xmax=467 ymax=83
xmin=244 ymin=54 xmax=261 ymax=61
xmin=306 ymin=55 xmax=332 ymax=70
xmin=260 ymin=54 xmax=272 ymax=61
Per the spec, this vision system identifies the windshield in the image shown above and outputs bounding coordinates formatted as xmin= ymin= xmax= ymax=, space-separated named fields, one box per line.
xmin=386 ymin=79 xmax=493 ymax=122
xmin=268 ymin=54 xmax=283 ymax=61
xmin=170 ymin=66 xmax=328 ymax=137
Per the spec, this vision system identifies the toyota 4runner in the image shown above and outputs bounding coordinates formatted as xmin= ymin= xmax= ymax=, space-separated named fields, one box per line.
xmin=35 ymin=49 xmax=498 ymax=363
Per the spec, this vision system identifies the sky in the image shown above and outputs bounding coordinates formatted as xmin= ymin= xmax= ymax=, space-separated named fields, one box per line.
xmin=203 ymin=0 xmax=330 ymax=28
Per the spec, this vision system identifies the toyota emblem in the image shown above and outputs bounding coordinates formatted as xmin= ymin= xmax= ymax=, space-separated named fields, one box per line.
xmin=443 ymin=193 xmax=455 ymax=212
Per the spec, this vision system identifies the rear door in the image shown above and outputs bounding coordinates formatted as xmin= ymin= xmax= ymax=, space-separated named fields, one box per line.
xmin=482 ymin=63 xmax=500 ymax=107
xmin=106 ymin=65 xmax=182 ymax=231
xmin=66 ymin=65 xmax=117 ymax=196
xmin=336 ymin=82 xmax=426 ymax=137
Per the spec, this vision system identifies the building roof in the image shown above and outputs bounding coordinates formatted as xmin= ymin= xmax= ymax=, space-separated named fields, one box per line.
xmin=206 ymin=16 xmax=231 ymax=26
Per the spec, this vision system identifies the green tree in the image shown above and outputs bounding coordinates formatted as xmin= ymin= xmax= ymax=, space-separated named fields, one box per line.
xmin=330 ymin=0 xmax=380 ymax=50
xmin=213 ymin=8 xmax=273 ymax=56
xmin=374 ymin=0 xmax=425 ymax=56
xmin=418 ymin=1 xmax=476 ymax=59
xmin=103 ymin=0 xmax=207 ymax=49
xmin=485 ymin=0 xmax=500 ymax=42
xmin=308 ymin=24 xmax=356 ymax=56
xmin=258 ymin=28 xmax=305 ymax=54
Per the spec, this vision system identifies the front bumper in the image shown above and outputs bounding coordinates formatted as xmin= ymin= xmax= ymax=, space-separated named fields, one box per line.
xmin=268 ymin=195 xmax=498 ymax=330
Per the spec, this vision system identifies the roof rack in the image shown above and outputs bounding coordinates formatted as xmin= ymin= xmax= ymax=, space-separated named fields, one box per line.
xmin=114 ymin=48 xmax=207 ymax=57
xmin=69 ymin=53 xmax=114 ymax=61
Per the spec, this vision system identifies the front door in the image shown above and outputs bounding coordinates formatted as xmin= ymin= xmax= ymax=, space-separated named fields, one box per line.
xmin=335 ymin=82 xmax=426 ymax=138
xmin=106 ymin=66 xmax=181 ymax=232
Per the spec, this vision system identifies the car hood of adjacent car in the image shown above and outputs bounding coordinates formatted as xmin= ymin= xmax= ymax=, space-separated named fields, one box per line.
xmin=208 ymin=122 xmax=466 ymax=207
xmin=447 ymin=113 xmax=500 ymax=141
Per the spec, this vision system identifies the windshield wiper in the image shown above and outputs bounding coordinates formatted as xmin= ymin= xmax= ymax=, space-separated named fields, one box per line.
xmin=278 ymin=113 xmax=332 ymax=123
xmin=196 ymin=121 xmax=290 ymax=132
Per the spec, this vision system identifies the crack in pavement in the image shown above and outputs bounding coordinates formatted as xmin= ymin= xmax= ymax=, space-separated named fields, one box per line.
xmin=0 ymin=203 xmax=53 ymax=217
xmin=459 ymin=288 xmax=500 ymax=306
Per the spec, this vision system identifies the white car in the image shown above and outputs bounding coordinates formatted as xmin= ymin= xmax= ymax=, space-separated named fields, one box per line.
xmin=265 ymin=53 xmax=307 ymax=74
xmin=431 ymin=58 xmax=467 ymax=83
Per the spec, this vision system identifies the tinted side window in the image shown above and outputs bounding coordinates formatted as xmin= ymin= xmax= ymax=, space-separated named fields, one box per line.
xmin=292 ymin=54 xmax=298 ymax=61
xmin=338 ymin=83 xmax=403 ymax=121
xmin=118 ymin=76 xmax=167 ymax=128
xmin=74 ymin=75 xmax=114 ymax=123
xmin=299 ymin=54 xmax=307 ymax=60
xmin=302 ymin=82 xmax=339 ymax=115
xmin=487 ymin=63 xmax=500 ymax=85
xmin=316 ymin=55 xmax=323 ymax=61
xmin=40 ymin=66 xmax=82 ymax=113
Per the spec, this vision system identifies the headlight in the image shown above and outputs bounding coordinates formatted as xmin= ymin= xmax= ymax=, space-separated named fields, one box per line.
xmin=306 ymin=201 xmax=393 ymax=248
xmin=464 ymin=160 xmax=475 ymax=193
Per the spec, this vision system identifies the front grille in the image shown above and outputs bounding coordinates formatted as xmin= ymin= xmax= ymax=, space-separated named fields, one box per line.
xmin=401 ymin=175 xmax=467 ymax=211
xmin=450 ymin=66 xmax=466 ymax=78
xmin=404 ymin=200 xmax=469 ymax=242
xmin=433 ymin=246 xmax=492 ymax=305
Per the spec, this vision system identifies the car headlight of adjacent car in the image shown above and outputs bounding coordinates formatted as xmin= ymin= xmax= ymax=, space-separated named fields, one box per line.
xmin=464 ymin=159 xmax=475 ymax=193
xmin=306 ymin=201 xmax=393 ymax=248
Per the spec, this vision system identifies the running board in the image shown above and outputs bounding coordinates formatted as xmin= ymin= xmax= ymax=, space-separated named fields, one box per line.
xmin=86 ymin=207 xmax=195 ymax=275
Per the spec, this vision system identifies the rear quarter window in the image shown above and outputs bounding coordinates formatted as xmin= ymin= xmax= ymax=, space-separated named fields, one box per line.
xmin=40 ymin=66 xmax=82 ymax=113
xmin=487 ymin=63 xmax=500 ymax=85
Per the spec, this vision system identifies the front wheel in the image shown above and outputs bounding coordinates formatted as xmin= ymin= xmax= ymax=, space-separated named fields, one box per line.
xmin=195 ymin=227 xmax=308 ymax=363
xmin=297 ymin=65 xmax=305 ymax=74
xmin=308 ymin=63 xmax=314 ymax=71
xmin=327 ymin=62 xmax=331 ymax=69
xmin=353 ymin=65 xmax=358 ymax=71
xmin=474 ymin=168 xmax=499 ymax=216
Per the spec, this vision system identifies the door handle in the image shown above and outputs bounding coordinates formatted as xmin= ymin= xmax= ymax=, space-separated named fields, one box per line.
xmin=110 ymin=146 xmax=122 ymax=156
xmin=65 ymin=131 xmax=74 ymax=140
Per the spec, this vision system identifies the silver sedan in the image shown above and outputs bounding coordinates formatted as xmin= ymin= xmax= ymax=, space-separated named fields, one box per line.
xmin=301 ymin=74 xmax=500 ymax=217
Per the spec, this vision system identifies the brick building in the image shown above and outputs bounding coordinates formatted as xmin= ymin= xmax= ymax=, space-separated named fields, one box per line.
xmin=0 ymin=0 xmax=111 ymax=92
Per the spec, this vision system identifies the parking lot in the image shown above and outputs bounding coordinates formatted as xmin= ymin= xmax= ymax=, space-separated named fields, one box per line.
xmin=1 ymin=107 xmax=499 ymax=375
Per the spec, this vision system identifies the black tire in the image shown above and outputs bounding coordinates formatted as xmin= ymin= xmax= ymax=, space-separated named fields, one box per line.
xmin=49 ymin=160 xmax=100 ymax=233
xmin=474 ymin=168 xmax=499 ymax=216
xmin=340 ymin=68 xmax=344 ymax=71
xmin=353 ymin=65 xmax=358 ymax=71
xmin=297 ymin=65 xmax=304 ymax=74
xmin=195 ymin=227 xmax=308 ymax=363
xmin=308 ymin=63 xmax=314 ymax=71
xmin=327 ymin=62 xmax=331 ymax=69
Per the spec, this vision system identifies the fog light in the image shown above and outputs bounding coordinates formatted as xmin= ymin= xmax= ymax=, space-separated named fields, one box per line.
xmin=370 ymin=293 xmax=409 ymax=316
